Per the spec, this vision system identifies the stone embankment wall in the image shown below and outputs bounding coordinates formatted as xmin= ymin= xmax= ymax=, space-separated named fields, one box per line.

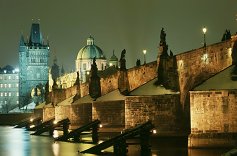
xmin=0 ymin=113 xmax=33 ymax=125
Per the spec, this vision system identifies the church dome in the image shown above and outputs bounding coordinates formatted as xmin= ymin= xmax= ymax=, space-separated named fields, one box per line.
xmin=76 ymin=36 xmax=106 ymax=60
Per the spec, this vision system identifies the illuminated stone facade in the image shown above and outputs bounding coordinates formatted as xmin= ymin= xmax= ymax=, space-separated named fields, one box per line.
xmin=19 ymin=23 xmax=49 ymax=106
xmin=75 ymin=36 xmax=107 ymax=83
xmin=0 ymin=66 xmax=19 ymax=113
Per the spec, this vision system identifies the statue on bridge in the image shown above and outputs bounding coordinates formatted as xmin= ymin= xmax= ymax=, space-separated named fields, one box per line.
xmin=120 ymin=49 xmax=126 ymax=70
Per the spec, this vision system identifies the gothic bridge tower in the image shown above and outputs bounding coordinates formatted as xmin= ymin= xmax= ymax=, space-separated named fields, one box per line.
xmin=19 ymin=23 xmax=50 ymax=106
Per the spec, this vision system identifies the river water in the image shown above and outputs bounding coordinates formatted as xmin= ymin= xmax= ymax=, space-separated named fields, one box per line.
xmin=0 ymin=126 xmax=231 ymax=156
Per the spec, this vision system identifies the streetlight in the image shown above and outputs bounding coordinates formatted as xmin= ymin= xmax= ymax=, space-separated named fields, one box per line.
xmin=202 ymin=27 xmax=207 ymax=47
xmin=143 ymin=49 xmax=147 ymax=64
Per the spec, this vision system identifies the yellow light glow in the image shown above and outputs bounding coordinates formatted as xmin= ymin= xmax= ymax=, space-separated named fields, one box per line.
xmin=202 ymin=27 xmax=207 ymax=34
xmin=178 ymin=60 xmax=184 ymax=70
xmin=228 ymin=48 xmax=232 ymax=57
xmin=30 ymin=118 xmax=34 ymax=122
xmin=99 ymin=124 xmax=103 ymax=128
xmin=143 ymin=49 xmax=147 ymax=54
xmin=201 ymin=53 xmax=209 ymax=64
xmin=109 ymin=63 xmax=113 ymax=66
xmin=98 ymin=140 xmax=103 ymax=144
xmin=29 ymin=125 xmax=35 ymax=128
xmin=152 ymin=129 xmax=157 ymax=134
xmin=53 ymin=130 xmax=59 ymax=138
xmin=53 ymin=120 xmax=57 ymax=124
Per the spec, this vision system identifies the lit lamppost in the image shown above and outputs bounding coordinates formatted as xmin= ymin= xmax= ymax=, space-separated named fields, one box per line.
xmin=202 ymin=27 xmax=207 ymax=47
xmin=143 ymin=49 xmax=147 ymax=64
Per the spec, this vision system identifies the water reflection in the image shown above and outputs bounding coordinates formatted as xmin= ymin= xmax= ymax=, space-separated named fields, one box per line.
xmin=52 ymin=142 xmax=59 ymax=156
xmin=0 ymin=126 xmax=231 ymax=156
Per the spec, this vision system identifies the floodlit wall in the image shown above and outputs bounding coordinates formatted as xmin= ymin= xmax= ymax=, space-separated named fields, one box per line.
xmin=190 ymin=90 xmax=237 ymax=133
xmin=92 ymin=100 xmax=125 ymax=127
xmin=125 ymin=94 xmax=182 ymax=134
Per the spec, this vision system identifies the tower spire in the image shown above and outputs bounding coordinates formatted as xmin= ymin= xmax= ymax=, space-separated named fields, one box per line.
xmin=29 ymin=23 xmax=43 ymax=45
xmin=19 ymin=34 xmax=25 ymax=46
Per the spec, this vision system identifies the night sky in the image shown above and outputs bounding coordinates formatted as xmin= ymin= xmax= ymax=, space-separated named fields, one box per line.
xmin=0 ymin=0 xmax=236 ymax=71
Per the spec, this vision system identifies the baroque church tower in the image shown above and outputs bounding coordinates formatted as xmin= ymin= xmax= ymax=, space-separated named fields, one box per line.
xmin=19 ymin=23 xmax=50 ymax=106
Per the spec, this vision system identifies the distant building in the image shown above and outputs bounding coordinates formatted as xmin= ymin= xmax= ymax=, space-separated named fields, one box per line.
xmin=75 ymin=36 xmax=107 ymax=83
xmin=0 ymin=66 xmax=19 ymax=113
xmin=109 ymin=50 xmax=118 ymax=68
xmin=19 ymin=23 xmax=50 ymax=106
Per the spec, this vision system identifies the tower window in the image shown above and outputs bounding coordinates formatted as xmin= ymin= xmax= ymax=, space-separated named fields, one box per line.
xmin=37 ymin=73 xmax=40 ymax=79
xmin=8 ymin=76 xmax=11 ymax=80
xmin=83 ymin=63 xmax=87 ymax=70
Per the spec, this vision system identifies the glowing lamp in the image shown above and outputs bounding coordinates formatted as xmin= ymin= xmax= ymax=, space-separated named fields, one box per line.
xmin=202 ymin=27 xmax=207 ymax=34
xmin=152 ymin=129 xmax=157 ymax=134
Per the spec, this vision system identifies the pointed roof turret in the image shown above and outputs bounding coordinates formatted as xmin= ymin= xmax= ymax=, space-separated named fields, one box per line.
xmin=109 ymin=50 xmax=118 ymax=61
xmin=61 ymin=65 xmax=65 ymax=75
xmin=19 ymin=34 xmax=25 ymax=46
xmin=29 ymin=23 xmax=43 ymax=45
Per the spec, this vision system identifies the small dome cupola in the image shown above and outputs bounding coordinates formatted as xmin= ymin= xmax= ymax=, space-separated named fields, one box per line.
xmin=87 ymin=36 xmax=94 ymax=45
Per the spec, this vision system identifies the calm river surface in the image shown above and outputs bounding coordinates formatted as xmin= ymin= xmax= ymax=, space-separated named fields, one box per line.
xmin=0 ymin=126 xmax=231 ymax=156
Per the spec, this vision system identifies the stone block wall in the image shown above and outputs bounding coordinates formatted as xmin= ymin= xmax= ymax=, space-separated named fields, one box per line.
xmin=100 ymin=72 xmax=119 ymax=96
xmin=0 ymin=113 xmax=33 ymax=125
xmin=80 ymin=83 xmax=89 ymax=97
xmin=43 ymin=106 xmax=55 ymax=121
xmin=55 ymin=103 xmax=92 ymax=128
xmin=125 ymin=94 xmax=182 ymax=134
xmin=52 ymin=85 xmax=77 ymax=105
xmin=127 ymin=61 xmax=157 ymax=91
xmin=190 ymin=90 xmax=237 ymax=133
xmin=92 ymin=100 xmax=125 ymax=127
